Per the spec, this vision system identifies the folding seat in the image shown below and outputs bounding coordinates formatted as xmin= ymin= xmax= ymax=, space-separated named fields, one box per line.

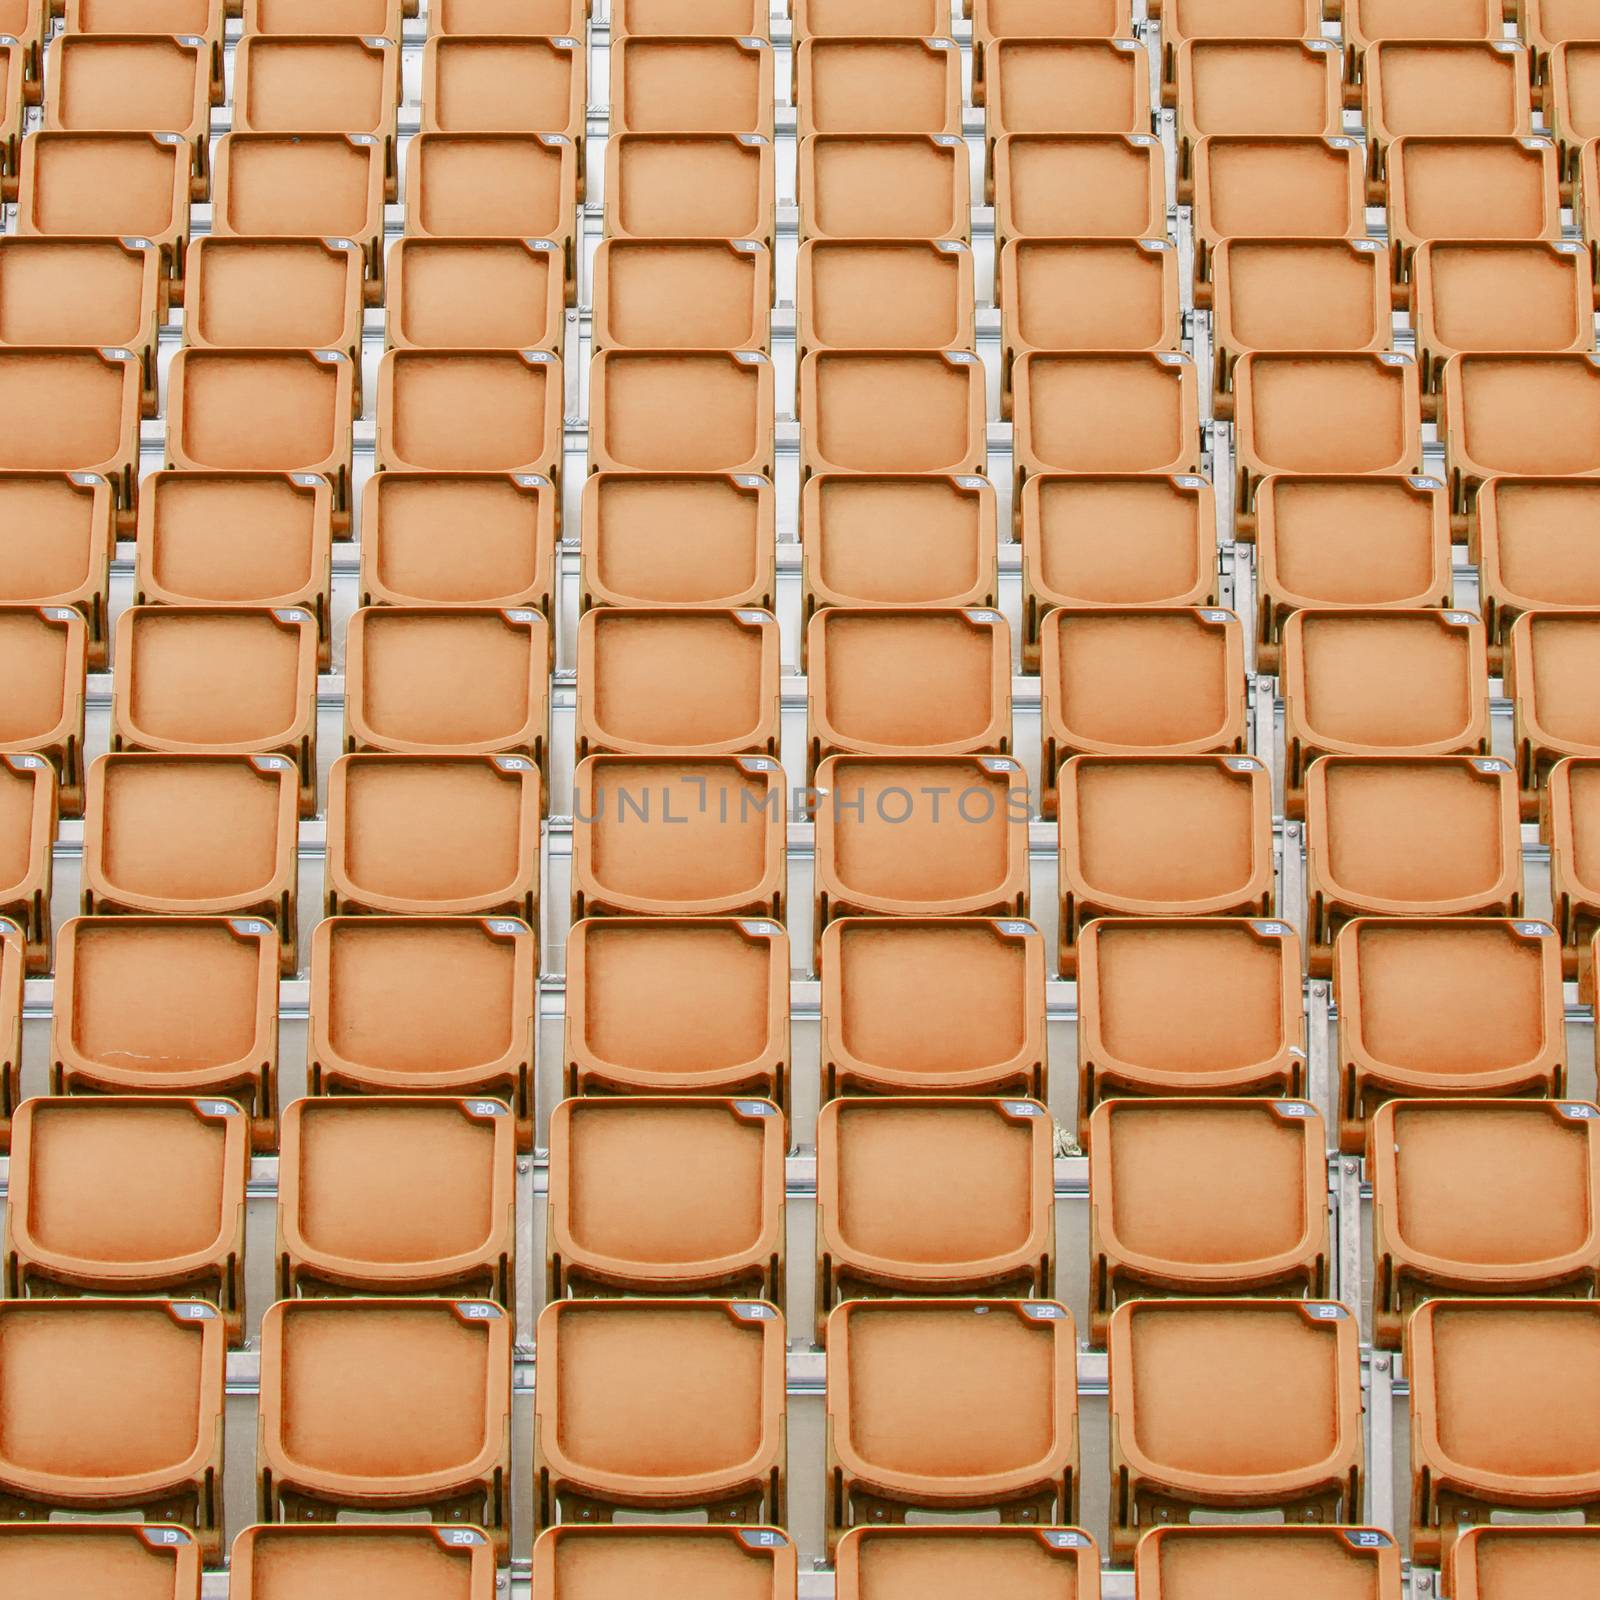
xmin=231 ymin=1525 xmax=497 ymax=1600
xmin=0 ymin=919 xmax=20 ymax=1140
xmin=992 ymin=132 xmax=1165 ymax=251
xmin=799 ymin=132 xmax=968 ymax=243
xmin=1547 ymin=758 xmax=1600 ymax=969
xmin=361 ymin=472 xmax=556 ymax=624
xmin=825 ymin=1298 xmax=1077 ymax=1551
xmin=1251 ymin=473 xmax=1452 ymax=671
xmin=241 ymin=0 xmax=405 ymax=35
xmin=0 ymin=753 xmax=54 ymax=973
xmin=1134 ymin=1527 xmax=1403 ymax=1600
xmin=1088 ymin=1097 xmax=1329 ymax=1343
xmin=0 ymin=1524 xmax=204 ymax=1600
xmin=61 ymin=0 xmax=225 ymax=104
xmin=0 ymin=471 xmax=114 ymax=668
xmin=0 ymin=347 xmax=142 ymax=513
xmin=547 ymin=1095 xmax=785 ymax=1301
xmin=1038 ymin=608 xmax=1246 ymax=807
xmin=796 ymin=239 xmax=973 ymax=360
xmin=1231 ymin=353 xmax=1424 ymax=517
xmin=53 ymin=915 xmax=281 ymax=1145
xmin=1057 ymin=755 xmax=1274 ymax=976
xmin=1189 ymin=135 xmax=1367 ymax=291
xmin=0 ymin=604 xmax=87 ymax=815
xmin=310 ymin=915 xmax=536 ymax=1147
xmin=1408 ymin=1300 xmax=1600 ymax=1567
xmin=1510 ymin=612 xmax=1600 ymax=798
xmin=836 ymin=1526 xmax=1099 ymax=1600
xmin=820 ymin=916 xmax=1048 ymax=1101
xmin=1523 ymin=0 xmax=1600 ymax=72
xmin=1020 ymin=473 xmax=1218 ymax=672
xmin=389 ymin=238 xmax=567 ymax=356
xmin=1152 ymin=0 xmax=1322 ymax=88
xmin=566 ymin=915 xmax=788 ymax=1104
xmin=570 ymin=754 xmax=787 ymax=919
xmin=813 ymin=754 xmax=1031 ymax=937
xmin=1076 ymin=917 xmax=1305 ymax=1134
xmin=1548 ymin=43 xmax=1600 ymax=170
xmin=1306 ymin=755 xmax=1523 ymax=975
xmin=577 ymin=608 xmax=780 ymax=759
xmin=1411 ymin=240 xmax=1594 ymax=393
xmin=325 ymin=753 xmax=540 ymax=924
xmin=611 ymin=0 xmax=766 ymax=35
xmin=345 ymin=607 xmax=549 ymax=773
xmin=1342 ymin=0 xmax=1505 ymax=60
xmin=802 ymin=473 xmax=997 ymax=629
xmin=611 ymin=36 xmax=773 ymax=139
xmin=591 ymin=349 xmax=774 ymax=477
xmin=166 ymin=348 xmax=355 ymax=528
xmin=1282 ymin=609 xmax=1490 ymax=810
xmin=375 ymin=350 xmax=563 ymax=480
xmin=4 ymin=1096 xmax=249 ymax=1339
xmin=1476 ymin=478 xmax=1600 ymax=654
xmin=0 ymin=1299 xmax=226 ymax=1558
xmin=972 ymin=0 xmax=1134 ymax=102
xmin=593 ymin=239 xmax=771 ymax=354
xmin=0 ymin=0 xmax=41 ymax=90
xmin=431 ymin=0 xmax=585 ymax=32
xmin=136 ymin=472 xmax=333 ymax=670
xmin=816 ymin=1097 xmax=1054 ymax=1334
xmin=83 ymin=753 xmax=299 ymax=972
xmin=533 ymin=1527 xmax=797 ymax=1600
xmin=1450 ymin=1526 xmax=1600 ymax=1599
xmin=807 ymin=607 xmax=1010 ymax=767
xmin=604 ymin=132 xmax=774 ymax=251
xmin=793 ymin=0 xmax=950 ymax=39
xmin=582 ymin=472 xmax=775 ymax=613
xmin=258 ymin=1298 xmax=513 ymax=1561
xmin=1577 ymin=137 xmax=1600 ymax=271
xmin=795 ymin=38 xmax=961 ymax=139
xmin=423 ymin=36 xmax=586 ymax=148
xmin=211 ymin=132 xmax=387 ymax=300
xmin=278 ymin=1095 xmax=514 ymax=1303
xmin=0 ymin=38 xmax=18 ymax=205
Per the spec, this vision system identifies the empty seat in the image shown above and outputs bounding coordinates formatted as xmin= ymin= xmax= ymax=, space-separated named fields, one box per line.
xmin=1525 ymin=0 xmax=1600 ymax=63
xmin=136 ymin=472 xmax=332 ymax=669
xmin=570 ymin=754 xmax=786 ymax=919
xmin=794 ymin=0 xmax=951 ymax=39
xmin=1109 ymin=1298 xmax=1362 ymax=1563
xmin=422 ymin=36 xmax=585 ymax=153
xmin=1281 ymin=609 xmax=1491 ymax=807
xmin=0 ymin=1523 xmax=204 ymax=1600
xmin=605 ymin=132 xmax=774 ymax=249
xmin=82 ymin=753 xmax=299 ymax=972
xmin=230 ymin=1525 xmax=497 ymax=1600
xmin=825 ymin=1298 xmax=1077 ymax=1551
xmin=533 ymin=1526 xmax=796 ymax=1600
xmin=1020 ymin=473 xmax=1219 ymax=672
xmin=1076 ymin=917 xmax=1306 ymax=1135
xmin=837 ymin=1526 xmax=1099 ymax=1600
xmin=1443 ymin=354 xmax=1600 ymax=503
xmin=0 ymin=604 xmax=87 ymax=814
xmin=1511 ymin=612 xmax=1600 ymax=791
xmin=576 ymin=607 xmax=780 ymax=759
xmin=547 ymin=1095 xmax=785 ymax=1301
xmin=799 ymin=132 xmax=970 ymax=243
xmin=808 ymin=607 xmax=1010 ymax=767
xmin=258 ymin=1298 xmax=512 ymax=1561
xmin=1450 ymin=1526 xmax=1600 ymax=1599
xmin=566 ymin=915 xmax=788 ymax=1104
xmin=984 ymin=39 xmax=1150 ymax=180
xmin=376 ymin=350 xmax=563 ymax=480
xmin=816 ymin=1097 xmax=1054 ymax=1334
xmin=0 ymin=753 xmax=55 ymax=973
xmin=611 ymin=0 xmax=766 ymax=35
xmin=800 ymin=351 xmax=985 ymax=478
xmin=0 ymin=347 xmax=142 ymax=511
xmin=593 ymin=239 xmax=771 ymax=353
xmin=389 ymin=238 xmax=567 ymax=355
xmin=166 ymin=348 xmax=355 ymax=527
xmin=1057 ymin=754 xmax=1274 ymax=974
xmin=112 ymin=606 xmax=318 ymax=815
xmin=0 ymin=919 xmax=19 ymax=1141
xmin=1232 ymin=353 xmax=1424 ymax=516
xmin=1134 ymin=1527 xmax=1403 ymax=1600
xmin=1154 ymin=0 xmax=1322 ymax=72
xmin=62 ymin=0 xmax=224 ymax=100
xmin=278 ymin=1095 xmax=514 ymax=1302
xmin=1546 ymin=758 xmax=1600 ymax=966
xmin=992 ymin=131 xmax=1165 ymax=249
xmin=1088 ymin=1097 xmax=1329 ymax=1343
xmin=796 ymin=37 xmax=960 ymax=139
xmin=360 ymin=471 xmax=556 ymax=620
xmin=325 ymin=753 xmax=540 ymax=923
xmin=0 ymin=471 xmax=114 ymax=668
xmin=1408 ymin=1300 xmax=1600 ymax=1567
xmin=1251 ymin=473 xmax=1452 ymax=671
xmin=1548 ymin=43 xmax=1600 ymax=163
xmin=52 ymin=915 xmax=280 ymax=1144
xmin=4 ymin=1096 xmax=248 ymax=1339
xmin=582 ymin=472 xmax=775 ymax=612
xmin=1306 ymin=755 xmax=1522 ymax=975
xmin=533 ymin=1298 xmax=786 ymax=1528
xmin=1038 ymin=608 xmax=1246 ymax=804
xmin=310 ymin=915 xmax=536 ymax=1146
xmin=611 ymin=36 xmax=772 ymax=139
xmin=813 ymin=754 xmax=1031 ymax=938
xmin=1342 ymin=0 xmax=1504 ymax=57
xmin=1475 ymin=478 xmax=1600 ymax=651
xmin=430 ymin=0 xmax=584 ymax=32
xmin=241 ymin=0 xmax=404 ymax=34
xmin=820 ymin=916 xmax=1048 ymax=1100
xmin=0 ymin=0 xmax=40 ymax=89
xmin=796 ymin=239 xmax=973 ymax=358
xmin=592 ymin=349 xmax=774 ymax=476
xmin=0 ymin=1299 xmax=226 ymax=1557
xmin=973 ymin=0 xmax=1133 ymax=100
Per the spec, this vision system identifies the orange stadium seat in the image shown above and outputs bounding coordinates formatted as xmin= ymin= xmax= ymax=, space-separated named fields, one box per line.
xmin=0 ymin=347 xmax=142 ymax=512
xmin=993 ymin=131 xmax=1165 ymax=250
xmin=61 ymin=1 xmax=224 ymax=104
xmin=794 ymin=0 xmax=950 ymax=40
xmin=604 ymin=133 xmax=774 ymax=251
xmin=0 ymin=471 xmax=115 ymax=669
xmin=0 ymin=752 xmax=54 ymax=972
xmin=972 ymin=0 xmax=1133 ymax=99
xmin=836 ymin=1526 xmax=1100 ymax=1600
xmin=234 ymin=37 xmax=401 ymax=176
xmin=423 ymin=35 xmax=586 ymax=144
xmin=799 ymin=133 xmax=971 ymax=244
xmin=611 ymin=0 xmax=766 ymax=35
xmin=591 ymin=349 xmax=774 ymax=477
xmin=534 ymin=1527 xmax=795 ymax=1600
xmin=1450 ymin=1526 xmax=1600 ymax=1599
xmin=595 ymin=239 xmax=771 ymax=354
xmin=1134 ymin=1526 xmax=1402 ymax=1600
xmin=796 ymin=37 xmax=961 ymax=139
xmin=230 ymin=1525 xmax=497 ymax=1600
xmin=0 ymin=603 xmax=87 ymax=815
xmin=611 ymin=36 xmax=773 ymax=140
xmin=797 ymin=239 xmax=973 ymax=359
xmin=240 ymin=0 xmax=404 ymax=36
xmin=1341 ymin=0 xmax=1504 ymax=58
xmin=1545 ymin=757 xmax=1600 ymax=970
xmin=1475 ymin=478 xmax=1600 ymax=653
xmin=429 ymin=0 xmax=584 ymax=29
xmin=0 ymin=1524 xmax=203 ymax=1600
xmin=1510 ymin=611 xmax=1600 ymax=792
xmin=0 ymin=0 xmax=41 ymax=87
xmin=388 ymin=238 xmax=567 ymax=355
